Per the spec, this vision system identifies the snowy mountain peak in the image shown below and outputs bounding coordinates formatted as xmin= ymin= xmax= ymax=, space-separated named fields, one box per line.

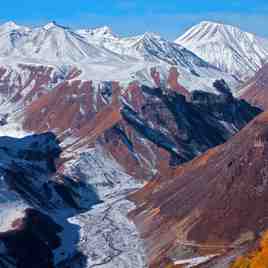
xmin=95 ymin=25 xmax=113 ymax=35
xmin=76 ymin=25 xmax=116 ymax=43
xmin=199 ymin=20 xmax=228 ymax=27
xmin=0 ymin=21 xmax=28 ymax=33
xmin=1 ymin=21 xmax=19 ymax=29
xmin=43 ymin=21 xmax=68 ymax=30
xmin=178 ymin=21 xmax=251 ymax=44
xmin=142 ymin=32 xmax=160 ymax=38
xmin=176 ymin=21 xmax=268 ymax=80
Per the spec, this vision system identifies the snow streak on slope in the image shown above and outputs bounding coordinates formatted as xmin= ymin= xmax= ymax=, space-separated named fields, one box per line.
xmin=176 ymin=21 xmax=268 ymax=80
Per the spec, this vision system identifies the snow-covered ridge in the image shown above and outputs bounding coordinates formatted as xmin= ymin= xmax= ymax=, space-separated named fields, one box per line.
xmin=84 ymin=30 xmax=214 ymax=68
xmin=176 ymin=21 xmax=268 ymax=80
xmin=0 ymin=20 xmax=240 ymax=94
xmin=0 ymin=21 xmax=127 ymax=64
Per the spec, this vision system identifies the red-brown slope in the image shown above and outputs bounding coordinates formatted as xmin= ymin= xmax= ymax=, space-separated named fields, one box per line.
xmin=241 ymin=63 xmax=268 ymax=110
xmin=130 ymin=110 xmax=268 ymax=267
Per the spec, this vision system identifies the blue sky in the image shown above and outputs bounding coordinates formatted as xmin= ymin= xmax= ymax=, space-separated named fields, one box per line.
xmin=1 ymin=0 xmax=268 ymax=39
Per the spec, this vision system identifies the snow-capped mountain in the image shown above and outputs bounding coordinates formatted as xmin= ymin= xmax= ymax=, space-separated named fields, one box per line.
xmin=0 ymin=21 xmax=126 ymax=64
xmin=0 ymin=21 xmax=240 ymax=94
xmin=75 ymin=25 xmax=240 ymax=93
xmin=77 ymin=29 xmax=210 ymax=67
xmin=176 ymin=21 xmax=268 ymax=80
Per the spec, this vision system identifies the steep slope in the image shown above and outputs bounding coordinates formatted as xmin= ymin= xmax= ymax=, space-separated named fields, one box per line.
xmin=130 ymin=110 xmax=268 ymax=267
xmin=240 ymin=63 xmax=268 ymax=110
xmin=176 ymin=21 xmax=268 ymax=80
xmin=0 ymin=130 xmax=146 ymax=268
xmin=0 ymin=70 xmax=256 ymax=267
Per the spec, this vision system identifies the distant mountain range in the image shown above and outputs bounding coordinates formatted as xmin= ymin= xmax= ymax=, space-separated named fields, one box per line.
xmin=0 ymin=20 xmax=246 ymax=94
xmin=0 ymin=20 xmax=267 ymax=96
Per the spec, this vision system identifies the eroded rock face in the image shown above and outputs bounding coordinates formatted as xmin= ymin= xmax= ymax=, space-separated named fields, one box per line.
xmin=129 ymin=111 xmax=268 ymax=267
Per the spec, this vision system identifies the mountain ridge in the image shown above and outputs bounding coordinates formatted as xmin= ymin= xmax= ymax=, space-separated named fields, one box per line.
xmin=0 ymin=20 xmax=239 ymax=94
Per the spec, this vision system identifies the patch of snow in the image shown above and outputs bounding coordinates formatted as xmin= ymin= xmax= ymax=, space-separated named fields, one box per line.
xmin=174 ymin=254 xmax=218 ymax=267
